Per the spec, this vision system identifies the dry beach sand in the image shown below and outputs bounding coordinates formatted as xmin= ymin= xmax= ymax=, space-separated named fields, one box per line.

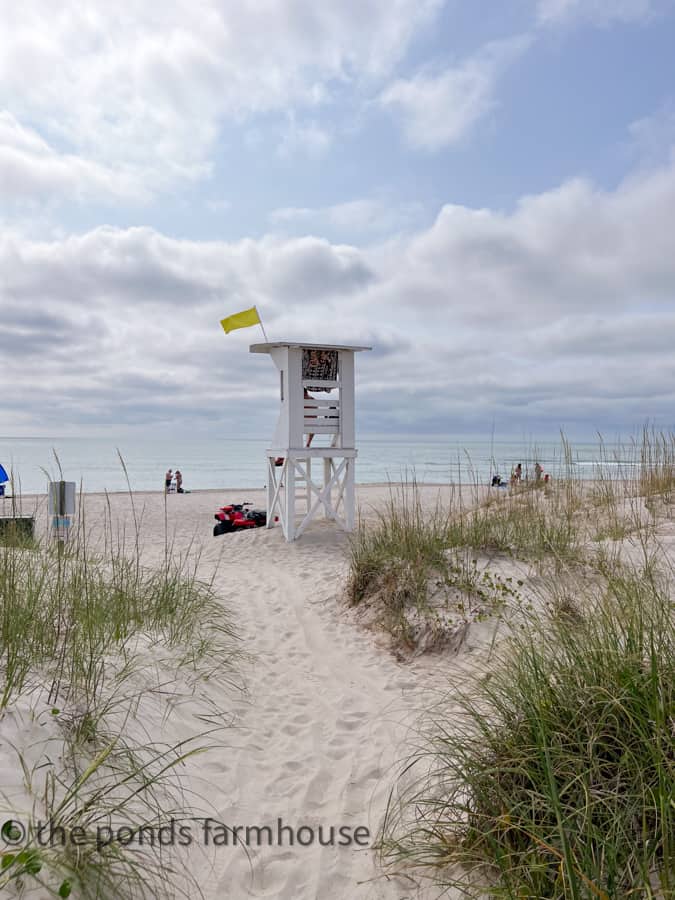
xmin=4 ymin=478 xmax=675 ymax=897
xmin=0 ymin=485 xmax=509 ymax=899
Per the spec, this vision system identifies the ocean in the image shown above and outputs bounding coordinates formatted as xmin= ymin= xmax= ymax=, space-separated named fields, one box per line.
xmin=0 ymin=433 xmax=641 ymax=495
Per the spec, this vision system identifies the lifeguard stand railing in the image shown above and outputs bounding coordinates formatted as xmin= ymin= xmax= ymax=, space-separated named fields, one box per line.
xmin=250 ymin=341 xmax=371 ymax=541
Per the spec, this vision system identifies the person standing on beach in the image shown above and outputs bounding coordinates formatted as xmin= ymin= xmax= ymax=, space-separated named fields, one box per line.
xmin=165 ymin=469 xmax=173 ymax=492
xmin=175 ymin=470 xmax=183 ymax=493
xmin=534 ymin=461 xmax=543 ymax=483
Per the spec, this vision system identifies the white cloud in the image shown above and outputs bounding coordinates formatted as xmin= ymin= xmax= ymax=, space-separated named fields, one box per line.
xmin=2 ymin=155 xmax=675 ymax=433
xmin=379 ymin=36 xmax=531 ymax=151
xmin=0 ymin=112 xmax=143 ymax=205
xmin=0 ymin=0 xmax=442 ymax=201
xmin=537 ymin=0 xmax=654 ymax=26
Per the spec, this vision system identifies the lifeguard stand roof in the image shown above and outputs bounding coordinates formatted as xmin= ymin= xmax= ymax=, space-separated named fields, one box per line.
xmin=250 ymin=342 xmax=371 ymax=353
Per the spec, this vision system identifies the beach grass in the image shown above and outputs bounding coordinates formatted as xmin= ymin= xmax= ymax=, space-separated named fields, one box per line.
xmin=0 ymin=533 xmax=237 ymax=713
xmin=1 ymin=733 xmax=209 ymax=899
xmin=345 ymin=464 xmax=581 ymax=651
xmin=636 ymin=428 xmax=675 ymax=501
xmin=0 ymin=490 xmax=240 ymax=898
xmin=346 ymin=480 xmax=521 ymax=652
xmin=347 ymin=477 xmax=452 ymax=610
xmin=448 ymin=486 xmax=582 ymax=563
xmin=380 ymin=562 xmax=674 ymax=898
xmin=347 ymin=432 xmax=675 ymax=654
xmin=371 ymin=432 xmax=675 ymax=897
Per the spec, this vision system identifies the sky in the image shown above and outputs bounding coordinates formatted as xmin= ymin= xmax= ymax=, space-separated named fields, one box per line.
xmin=1 ymin=0 xmax=675 ymax=440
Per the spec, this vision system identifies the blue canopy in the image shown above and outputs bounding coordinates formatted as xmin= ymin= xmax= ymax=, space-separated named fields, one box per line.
xmin=0 ymin=464 xmax=9 ymax=484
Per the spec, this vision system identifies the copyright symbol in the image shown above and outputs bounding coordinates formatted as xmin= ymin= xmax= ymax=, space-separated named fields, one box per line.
xmin=1 ymin=820 xmax=26 ymax=845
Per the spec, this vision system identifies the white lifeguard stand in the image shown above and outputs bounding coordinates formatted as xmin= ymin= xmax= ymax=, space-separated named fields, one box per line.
xmin=250 ymin=342 xmax=371 ymax=541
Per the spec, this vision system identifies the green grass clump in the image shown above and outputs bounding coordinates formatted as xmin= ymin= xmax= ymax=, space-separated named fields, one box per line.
xmin=0 ymin=538 xmax=236 ymax=711
xmin=348 ymin=481 xmax=452 ymax=609
xmin=347 ymin=484 xmax=455 ymax=649
xmin=381 ymin=566 xmax=674 ymax=898
xmin=0 ymin=733 xmax=209 ymax=899
xmin=637 ymin=429 xmax=675 ymax=502
xmin=348 ymin=473 xmax=584 ymax=642
xmin=0 ymin=481 xmax=240 ymax=898
xmin=448 ymin=490 xmax=581 ymax=562
xmin=347 ymin=483 xmax=522 ymax=651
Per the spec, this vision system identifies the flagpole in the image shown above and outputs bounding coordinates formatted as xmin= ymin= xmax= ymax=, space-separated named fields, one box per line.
xmin=256 ymin=306 xmax=269 ymax=342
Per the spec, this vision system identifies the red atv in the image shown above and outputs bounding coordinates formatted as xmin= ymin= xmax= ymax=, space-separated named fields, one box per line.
xmin=213 ymin=503 xmax=267 ymax=536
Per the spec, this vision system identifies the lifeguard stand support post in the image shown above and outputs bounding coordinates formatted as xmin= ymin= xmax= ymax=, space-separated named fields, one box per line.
xmin=250 ymin=342 xmax=371 ymax=541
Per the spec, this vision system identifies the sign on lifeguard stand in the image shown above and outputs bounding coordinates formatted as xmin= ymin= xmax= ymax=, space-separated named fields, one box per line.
xmin=250 ymin=342 xmax=371 ymax=541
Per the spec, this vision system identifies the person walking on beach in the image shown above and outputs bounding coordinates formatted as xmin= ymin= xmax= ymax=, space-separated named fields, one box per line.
xmin=534 ymin=461 xmax=543 ymax=483
xmin=165 ymin=468 xmax=173 ymax=492
xmin=175 ymin=470 xmax=183 ymax=493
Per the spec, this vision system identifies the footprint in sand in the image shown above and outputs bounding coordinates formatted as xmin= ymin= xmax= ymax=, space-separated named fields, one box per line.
xmin=292 ymin=711 xmax=311 ymax=723
xmin=303 ymin=768 xmax=335 ymax=809
xmin=335 ymin=710 xmax=369 ymax=732
xmin=224 ymin=849 xmax=298 ymax=898
xmin=280 ymin=720 xmax=303 ymax=737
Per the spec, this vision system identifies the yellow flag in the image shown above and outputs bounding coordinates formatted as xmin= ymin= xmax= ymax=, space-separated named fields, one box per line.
xmin=219 ymin=306 xmax=261 ymax=334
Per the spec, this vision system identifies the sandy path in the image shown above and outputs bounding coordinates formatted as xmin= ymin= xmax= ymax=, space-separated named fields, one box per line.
xmin=185 ymin=522 xmax=434 ymax=899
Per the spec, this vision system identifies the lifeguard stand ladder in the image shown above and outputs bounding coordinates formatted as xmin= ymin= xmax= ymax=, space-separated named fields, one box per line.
xmin=250 ymin=342 xmax=371 ymax=541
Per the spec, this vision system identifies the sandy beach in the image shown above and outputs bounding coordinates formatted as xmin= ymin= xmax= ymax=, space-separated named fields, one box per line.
xmin=2 ymin=465 xmax=674 ymax=899
xmin=1 ymin=485 xmax=505 ymax=899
